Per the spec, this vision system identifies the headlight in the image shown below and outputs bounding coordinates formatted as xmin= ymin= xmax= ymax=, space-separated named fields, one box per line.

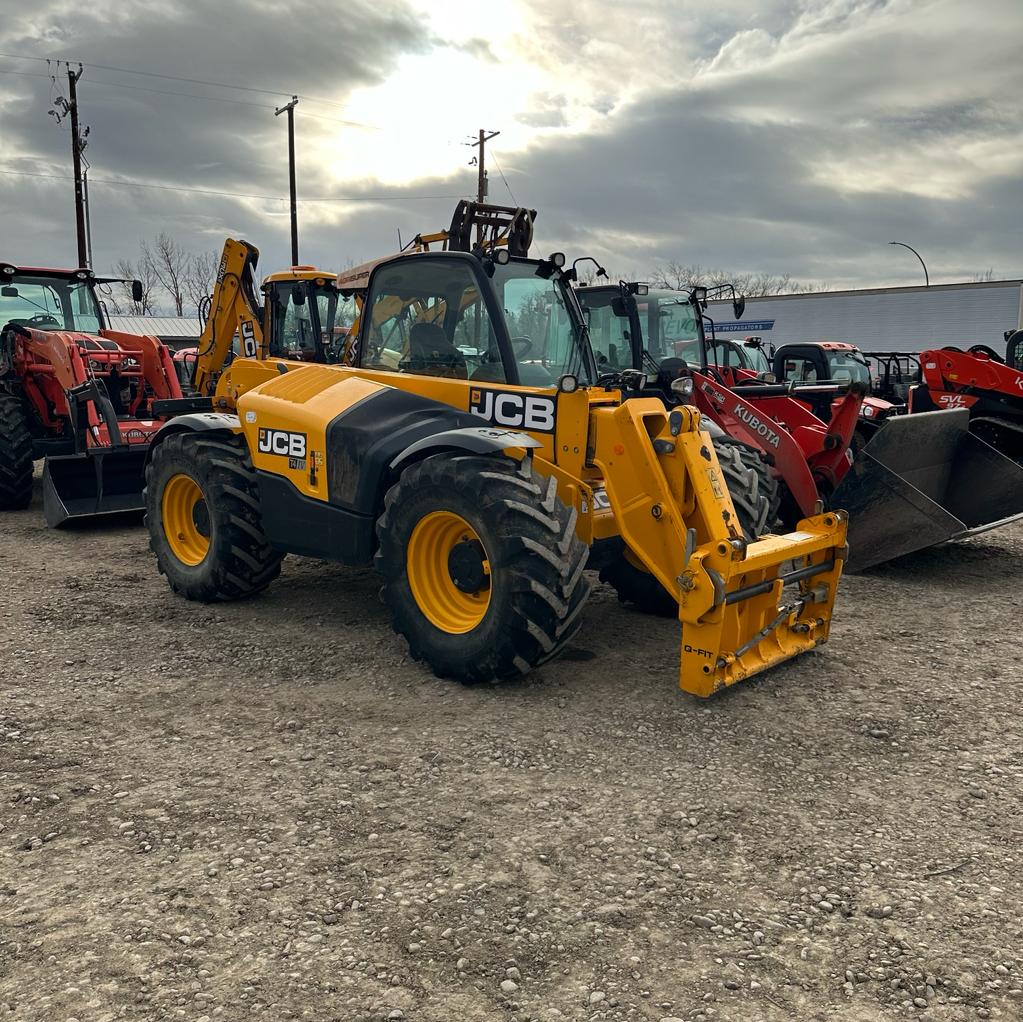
xmin=862 ymin=405 xmax=874 ymax=417
xmin=493 ymin=248 xmax=511 ymax=265
xmin=557 ymin=373 xmax=579 ymax=393
xmin=548 ymin=251 xmax=566 ymax=268
xmin=670 ymin=375 xmax=694 ymax=398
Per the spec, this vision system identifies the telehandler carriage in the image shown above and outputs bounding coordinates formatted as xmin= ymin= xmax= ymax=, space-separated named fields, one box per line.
xmin=143 ymin=205 xmax=848 ymax=697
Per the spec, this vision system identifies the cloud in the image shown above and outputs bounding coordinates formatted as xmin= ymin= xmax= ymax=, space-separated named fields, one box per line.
xmin=0 ymin=0 xmax=1020 ymax=302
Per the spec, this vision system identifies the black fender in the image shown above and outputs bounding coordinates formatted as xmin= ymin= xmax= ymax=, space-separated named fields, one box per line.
xmin=390 ymin=426 xmax=540 ymax=473
xmin=324 ymin=387 xmax=542 ymax=515
xmin=145 ymin=412 xmax=241 ymax=466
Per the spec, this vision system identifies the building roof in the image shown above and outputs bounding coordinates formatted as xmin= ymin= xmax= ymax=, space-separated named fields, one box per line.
xmin=709 ymin=278 xmax=1023 ymax=305
xmin=106 ymin=315 xmax=203 ymax=339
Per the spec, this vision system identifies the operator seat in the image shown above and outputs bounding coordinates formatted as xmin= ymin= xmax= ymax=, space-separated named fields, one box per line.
xmin=400 ymin=322 xmax=467 ymax=379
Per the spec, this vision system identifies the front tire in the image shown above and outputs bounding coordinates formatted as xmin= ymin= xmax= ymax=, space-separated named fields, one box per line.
xmin=144 ymin=431 xmax=283 ymax=601
xmin=599 ymin=436 xmax=776 ymax=617
xmin=375 ymin=454 xmax=590 ymax=683
xmin=0 ymin=392 xmax=33 ymax=511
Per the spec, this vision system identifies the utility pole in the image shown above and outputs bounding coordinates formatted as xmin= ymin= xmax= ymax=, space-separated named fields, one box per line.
xmin=468 ymin=129 xmax=500 ymax=244
xmin=275 ymin=95 xmax=299 ymax=266
xmin=67 ymin=64 xmax=89 ymax=268
xmin=83 ymin=169 xmax=94 ymax=267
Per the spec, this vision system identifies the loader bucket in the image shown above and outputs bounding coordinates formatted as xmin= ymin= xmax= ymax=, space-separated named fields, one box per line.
xmin=42 ymin=447 xmax=148 ymax=528
xmin=833 ymin=408 xmax=1023 ymax=571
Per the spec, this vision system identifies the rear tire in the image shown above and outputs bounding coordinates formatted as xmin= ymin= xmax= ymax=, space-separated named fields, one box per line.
xmin=0 ymin=392 xmax=33 ymax=511
xmin=375 ymin=454 xmax=590 ymax=683
xmin=144 ymin=431 xmax=283 ymax=601
xmin=599 ymin=436 xmax=776 ymax=617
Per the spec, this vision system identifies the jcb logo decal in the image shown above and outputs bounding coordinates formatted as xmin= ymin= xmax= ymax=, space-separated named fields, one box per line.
xmin=469 ymin=388 xmax=556 ymax=433
xmin=257 ymin=428 xmax=307 ymax=459
xmin=241 ymin=320 xmax=257 ymax=357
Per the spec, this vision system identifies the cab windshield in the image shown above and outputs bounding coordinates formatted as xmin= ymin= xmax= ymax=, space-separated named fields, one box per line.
xmin=826 ymin=351 xmax=872 ymax=386
xmin=270 ymin=279 xmax=353 ymax=363
xmin=362 ymin=255 xmax=592 ymax=386
xmin=0 ymin=273 xmax=103 ymax=333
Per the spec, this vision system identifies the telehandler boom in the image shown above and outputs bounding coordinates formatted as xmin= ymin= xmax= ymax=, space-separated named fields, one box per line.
xmin=145 ymin=206 xmax=847 ymax=697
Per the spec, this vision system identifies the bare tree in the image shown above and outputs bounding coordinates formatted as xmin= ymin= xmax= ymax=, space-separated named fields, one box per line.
xmin=109 ymin=257 xmax=159 ymax=315
xmin=142 ymin=232 xmax=189 ymax=316
xmin=650 ymin=261 xmax=824 ymax=296
xmin=184 ymin=250 xmax=219 ymax=313
xmin=972 ymin=268 xmax=996 ymax=282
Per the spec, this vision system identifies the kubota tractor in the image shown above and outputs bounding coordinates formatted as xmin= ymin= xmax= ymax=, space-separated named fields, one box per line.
xmin=0 ymin=262 xmax=183 ymax=525
xmin=575 ymin=282 xmax=1023 ymax=570
xmin=142 ymin=204 xmax=848 ymax=697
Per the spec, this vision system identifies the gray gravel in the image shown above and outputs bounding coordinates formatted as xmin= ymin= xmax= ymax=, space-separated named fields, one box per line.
xmin=1 ymin=477 xmax=1022 ymax=1021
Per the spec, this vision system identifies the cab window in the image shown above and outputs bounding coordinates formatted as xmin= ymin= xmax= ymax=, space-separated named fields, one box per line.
xmin=827 ymin=352 xmax=871 ymax=386
xmin=783 ymin=356 xmax=819 ymax=382
xmin=363 ymin=258 xmax=495 ymax=380
xmin=578 ymin=292 xmax=631 ymax=371
xmin=272 ymin=285 xmax=319 ymax=360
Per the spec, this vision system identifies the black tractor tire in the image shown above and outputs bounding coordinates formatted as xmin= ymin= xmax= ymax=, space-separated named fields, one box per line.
xmin=144 ymin=431 xmax=283 ymax=601
xmin=599 ymin=435 xmax=777 ymax=617
xmin=713 ymin=436 xmax=781 ymax=534
xmin=375 ymin=453 xmax=590 ymax=684
xmin=0 ymin=392 xmax=34 ymax=511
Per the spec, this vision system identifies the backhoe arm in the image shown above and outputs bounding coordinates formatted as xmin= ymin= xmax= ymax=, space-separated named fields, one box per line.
xmin=192 ymin=239 xmax=264 ymax=397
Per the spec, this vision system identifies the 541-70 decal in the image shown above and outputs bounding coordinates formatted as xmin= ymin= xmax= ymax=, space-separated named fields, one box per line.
xmin=468 ymin=387 xmax=556 ymax=433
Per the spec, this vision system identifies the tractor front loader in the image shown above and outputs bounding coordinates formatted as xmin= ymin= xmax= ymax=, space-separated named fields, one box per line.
xmin=144 ymin=209 xmax=847 ymax=697
xmin=0 ymin=262 xmax=182 ymax=525
xmin=767 ymin=339 xmax=1023 ymax=566
xmin=577 ymin=281 xmax=1023 ymax=571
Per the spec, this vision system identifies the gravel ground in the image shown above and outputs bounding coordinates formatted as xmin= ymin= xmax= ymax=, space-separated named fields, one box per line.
xmin=2 ymin=477 xmax=1022 ymax=1022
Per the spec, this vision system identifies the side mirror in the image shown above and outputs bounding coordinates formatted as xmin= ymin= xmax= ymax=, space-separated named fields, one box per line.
xmin=132 ymin=280 xmax=144 ymax=303
xmin=1 ymin=286 xmax=18 ymax=298
xmin=610 ymin=297 xmax=627 ymax=317
xmin=733 ymin=296 xmax=746 ymax=320
xmin=292 ymin=283 xmax=306 ymax=306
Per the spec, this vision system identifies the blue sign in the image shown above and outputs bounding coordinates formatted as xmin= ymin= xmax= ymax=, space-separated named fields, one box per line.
xmin=711 ymin=320 xmax=776 ymax=333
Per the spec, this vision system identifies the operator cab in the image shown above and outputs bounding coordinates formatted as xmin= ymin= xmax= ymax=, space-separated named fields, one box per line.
xmin=0 ymin=268 xmax=104 ymax=334
xmin=353 ymin=250 xmax=595 ymax=387
xmin=264 ymin=273 xmax=354 ymax=364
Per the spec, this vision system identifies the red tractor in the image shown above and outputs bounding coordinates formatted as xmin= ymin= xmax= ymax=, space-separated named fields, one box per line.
xmin=770 ymin=335 xmax=1023 ymax=463
xmin=0 ymin=262 xmax=183 ymax=525
xmin=910 ymin=335 xmax=1023 ymax=460
xmin=575 ymin=281 xmax=1023 ymax=569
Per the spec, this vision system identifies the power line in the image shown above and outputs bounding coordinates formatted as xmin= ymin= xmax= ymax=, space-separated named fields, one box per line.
xmin=491 ymin=151 xmax=518 ymax=205
xmin=0 ymin=167 xmax=464 ymax=203
xmin=0 ymin=51 xmax=367 ymax=112
xmin=0 ymin=64 xmax=379 ymax=129
xmin=0 ymin=67 xmax=52 ymax=80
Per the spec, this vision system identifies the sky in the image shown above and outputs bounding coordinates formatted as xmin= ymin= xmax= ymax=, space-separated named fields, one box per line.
xmin=1 ymin=0 xmax=1021 ymax=311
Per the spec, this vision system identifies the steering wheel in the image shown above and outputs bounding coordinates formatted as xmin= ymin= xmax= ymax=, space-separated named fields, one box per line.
xmin=511 ymin=335 xmax=533 ymax=359
xmin=968 ymin=343 xmax=1004 ymax=363
xmin=28 ymin=314 xmax=62 ymax=328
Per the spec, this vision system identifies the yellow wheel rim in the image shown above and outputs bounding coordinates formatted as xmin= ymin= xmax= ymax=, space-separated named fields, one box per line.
xmin=406 ymin=510 xmax=492 ymax=634
xmin=162 ymin=473 xmax=211 ymax=566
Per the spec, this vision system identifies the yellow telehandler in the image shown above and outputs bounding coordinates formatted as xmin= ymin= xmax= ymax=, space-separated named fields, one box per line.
xmin=145 ymin=204 xmax=848 ymax=697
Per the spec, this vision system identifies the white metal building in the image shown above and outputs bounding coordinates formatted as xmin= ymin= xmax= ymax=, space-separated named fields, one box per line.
xmin=707 ymin=279 xmax=1023 ymax=353
xmin=105 ymin=315 xmax=202 ymax=350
